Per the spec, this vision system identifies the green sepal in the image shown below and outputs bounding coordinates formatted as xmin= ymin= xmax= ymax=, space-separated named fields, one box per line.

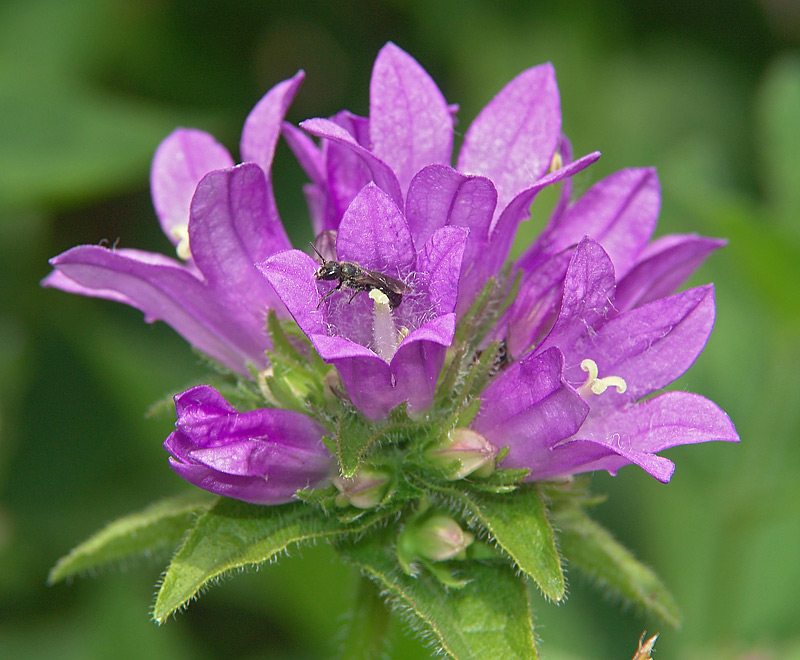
xmin=153 ymin=497 xmax=392 ymax=623
xmin=436 ymin=485 xmax=566 ymax=602
xmin=339 ymin=535 xmax=539 ymax=660
xmin=263 ymin=311 xmax=330 ymax=412
xmin=465 ymin=465 xmax=530 ymax=494
xmin=419 ymin=558 xmax=471 ymax=589
xmin=553 ymin=503 xmax=681 ymax=627
xmin=455 ymin=398 xmax=482 ymax=427
xmin=335 ymin=409 xmax=378 ymax=478
xmin=48 ymin=490 xmax=214 ymax=584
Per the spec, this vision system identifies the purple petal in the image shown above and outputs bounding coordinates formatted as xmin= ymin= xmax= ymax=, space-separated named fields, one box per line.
xmin=336 ymin=183 xmax=416 ymax=277
xmin=404 ymin=165 xmax=498 ymax=314
xmin=300 ymin=117 xmax=403 ymax=209
xmin=43 ymin=263 xmax=140 ymax=307
xmin=527 ymin=438 xmax=676 ymax=483
xmin=165 ymin=385 xmax=332 ymax=505
xmin=536 ymin=391 xmax=737 ymax=483
xmin=615 ymin=234 xmax=726 ymax=312
xmin=335 ymin=110 xmax=371 ymax=147
xmin=166 ymin=460 xmax=311 ymax=505
xmin=312 ymin=336 xmax=400 ymax=420
xmin=191 ymin=163 xmax=290 ymax=277
xmin=580 ymin=391 xmax=739 ymax=453
xmin=189 ymin=165 xmax=288 ymax=317
xmin=370 ymin=42 xmax=453 ymax=194
xmin=390 ymin=313 xmax=456 ymax=416
xmin=405 ymin=165 xmax=496 ymax=249
xmin=481 ymin=150 xmax=601 ymax=284
xmin=312 ymin=315 xmax=456 ymax=420
xmin=536 ymin=239 xmax=616 ymax=357
xmin=47 ymin=246 xmax=265 ymax=373
xmin=257 ymin=249 xmax=328 ymax=337
xmin=502 ymin=248 xmax=572 ymax=357
xmin=415 ymin=226 xmax=469 ymax=315
xmin=548 ymin=134 xmax=576 ymax=225
xmin=150 ymin=128 xmax=234 ymax=245
xmin=240 ymin=71 xmax=305 ymax=174
xmin=457 ymin=63 xmax=561 ymax=218
xmin=526 ymin=168 xmax=660 ymax=279
xmin=566 ymin=285 xmax=717 ymax=408
xmin=473 ymin=348 xmax=589 ymax=473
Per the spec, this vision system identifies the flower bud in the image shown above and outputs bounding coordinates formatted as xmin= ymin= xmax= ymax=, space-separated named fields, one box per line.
xmin=426 ymin=428 xmax=497 ymax=480
xmin=333 ymin=467 xmax=390 ymax=509
xmin=399 ymin=515 xmax=474 ymax=562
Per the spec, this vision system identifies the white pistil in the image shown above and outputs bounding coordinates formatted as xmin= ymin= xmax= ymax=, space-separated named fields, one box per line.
xmin=370 ymin=289 xmax=401 ymax=361
xmin=171 ymin=225 xmax=191 ymax=261
xmin=578 ymin=358 xmax=627 ymax=398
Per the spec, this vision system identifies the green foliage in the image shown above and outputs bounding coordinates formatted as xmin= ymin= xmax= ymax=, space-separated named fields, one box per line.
xmin=48 ymin=491 xmax=214 ymax=584
xmin=553 ymin=503 xmax=681 ymax=627
xmin=340 ymin=535 xmax=538 ymax=660
xmin=442 ymin=486 xmax=566 ymax=602
xmin=152 ymin=497 xmax=394 ymax=623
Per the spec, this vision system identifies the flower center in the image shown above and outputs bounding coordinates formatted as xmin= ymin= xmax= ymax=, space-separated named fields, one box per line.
xmin=170 ymin=225 xmax=192 ymax=261
xmin=577 ymin=358 xmax=627 ymax=398
xmin=370 ymin=289 xmax=402 ymax=361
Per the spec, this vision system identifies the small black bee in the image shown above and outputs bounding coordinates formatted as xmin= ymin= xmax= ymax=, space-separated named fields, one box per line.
xmin=310 ymin=243 xmax=409 ymax=309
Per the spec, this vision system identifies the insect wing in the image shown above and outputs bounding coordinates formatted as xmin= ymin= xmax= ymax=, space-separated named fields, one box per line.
xmin=362 ymin=269 xmax=409 ymax=295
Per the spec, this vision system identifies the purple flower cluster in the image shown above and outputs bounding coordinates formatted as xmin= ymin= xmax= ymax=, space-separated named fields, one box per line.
xmin=44 ymin=43 xmax=737 ymax=504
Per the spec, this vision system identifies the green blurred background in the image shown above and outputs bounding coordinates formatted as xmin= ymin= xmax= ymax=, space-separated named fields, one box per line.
xmin=2 ymin=0 xmax=799 ymax=658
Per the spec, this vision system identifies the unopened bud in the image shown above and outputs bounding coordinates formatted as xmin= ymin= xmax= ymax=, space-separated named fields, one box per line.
xmin=399 ymin=515 xmax=474 ymax=562
xmin=333 ymin=467 xmax=390 ymax=509
xmin=426 ymin=428 xmax=497 ymax=480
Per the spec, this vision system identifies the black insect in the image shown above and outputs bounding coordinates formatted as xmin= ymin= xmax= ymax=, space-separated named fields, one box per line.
xmin=475 ymin=338 xmax=511 ymax=377
xmin=310 ymin=243 xmax=409 ymax=309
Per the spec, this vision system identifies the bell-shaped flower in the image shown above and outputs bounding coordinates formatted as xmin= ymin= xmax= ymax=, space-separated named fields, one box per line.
xmin=259 ymin=183 xmax=467 ymax=420
xmin=474 ymin=239 xmax=738 ymax=483
xmin=164 ymin=385 xmax=333 ymax=505
xmin=503 ymin=167 xmax=727 ymax=356
xmin=43 ymin=74 xmax=305 ymax=374
xmin=283 ymin=42 xmax=601 ymax=315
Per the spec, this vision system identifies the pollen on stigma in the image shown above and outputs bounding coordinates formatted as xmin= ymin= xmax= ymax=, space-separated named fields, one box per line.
xmin=577 ymin=358 xmax=627 ymax=398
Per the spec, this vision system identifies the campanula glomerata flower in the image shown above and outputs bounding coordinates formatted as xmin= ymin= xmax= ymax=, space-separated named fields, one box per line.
xmin=259 ymin=182 xmax=468 ymax=419
xmin=284 ymin=42 xmax=601 ymax=316
xmin=44 ymin=41 xmax=737 ymax=507
xmin=47 ymin=43 xmax=740 ymax=658
xmin=43 ymin=74 xmax=305 ymax=375
xmin=163 ymin=386 xmax=332 ymax=504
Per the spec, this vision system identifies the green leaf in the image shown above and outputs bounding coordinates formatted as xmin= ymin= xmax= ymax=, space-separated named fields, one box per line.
xmin=335 ymin=411 xmax=378 ymax=478
xmin=440 ymin=486 xmax=565 ymax=602
xmin=339 ymin=575 xmax=391 ymax=660
xmin=48 ymin=490 xmax=214 ymax=584
xmin=553 ymin=504 xmax=681 ymax=627
xmin=340 ymin=537 xmax=538 ymax=660
xmin=153 ymin=498 xmax=389 ymax=623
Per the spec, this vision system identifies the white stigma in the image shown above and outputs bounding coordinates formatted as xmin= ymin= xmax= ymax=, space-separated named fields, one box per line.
xmin=578 ymin=358 xmax=627 ymax=397
xmin=370 ymin=289 xmax=401 ymax=362
xmin=171 ymin=225 xmax=192 ymax=261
